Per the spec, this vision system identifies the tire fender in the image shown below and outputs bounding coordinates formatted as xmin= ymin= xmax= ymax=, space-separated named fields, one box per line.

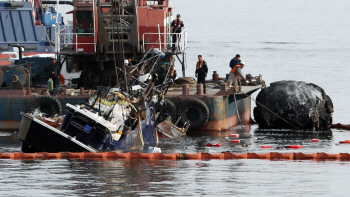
xmin=30 ymin=95 xmax=62 ymax=116
xmin=178 ymin=98 xmax=209 ymax=130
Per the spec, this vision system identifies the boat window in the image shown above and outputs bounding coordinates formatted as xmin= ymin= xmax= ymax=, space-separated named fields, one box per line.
xmin=75 ymin=11 xmax=94 ymax=36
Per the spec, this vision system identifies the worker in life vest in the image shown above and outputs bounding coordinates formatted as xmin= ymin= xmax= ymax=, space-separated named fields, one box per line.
xmin=170 ymin=65 xmax=177 ymax=81
xmin=195 ymin=55 xmax=208 ymax=94
xmin=169 ymin=56 xmax=177 ymax=80
xmin=229 ymin=54 xmax=241 ymax=69
xmin=171 ymin=14 xmax=184 ymax=49
xmin=227 ymin=61 xmax=246 ymax=88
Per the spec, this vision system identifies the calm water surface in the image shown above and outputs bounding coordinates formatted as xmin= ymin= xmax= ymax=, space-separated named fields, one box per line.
xmin=1 ymin=0 xmax=350 ymax=196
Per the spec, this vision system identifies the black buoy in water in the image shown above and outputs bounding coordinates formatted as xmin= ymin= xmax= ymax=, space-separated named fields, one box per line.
xmin=253 ymin=81 xmax=333 ymax=131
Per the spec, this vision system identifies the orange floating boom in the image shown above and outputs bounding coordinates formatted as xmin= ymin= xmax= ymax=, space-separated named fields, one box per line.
xmin=0 ymin=152 xmax=349 ymax=161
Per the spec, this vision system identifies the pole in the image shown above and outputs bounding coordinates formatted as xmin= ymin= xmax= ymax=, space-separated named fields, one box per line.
xmin=168 ymin=11 xmax=171 ymax=48
xmin=158 ymin=23 xmax=161 ymax=51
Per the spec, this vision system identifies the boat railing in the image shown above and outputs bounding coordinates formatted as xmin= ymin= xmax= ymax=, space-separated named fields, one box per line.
xmin=56 ymin=32 xmax=96 ymax=53
xmin=55 ymin=0 xmax=96 ymax=54
xmin=0 ymin=0 xmax=33 ymax=2
xmin=139 ymin=0 xmax=169 ymax=7
xmin=75 ymin=0 xmax=94 ymax=4
xmin=142 ymin=28 xmax=188 ymax=53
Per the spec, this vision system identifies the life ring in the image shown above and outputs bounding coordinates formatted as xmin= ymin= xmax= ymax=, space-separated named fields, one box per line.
xmin=30 ymin=95 xmax=62 ymax=116
xmin=179 ymin=98 xmax=209 ymax=130
xmin=155 ymin=99 xmax=177 ymax=124
xmin=60 ymin=74 xmax=65 ymax=85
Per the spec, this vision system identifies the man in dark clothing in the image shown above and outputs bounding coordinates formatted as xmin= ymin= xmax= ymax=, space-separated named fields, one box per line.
xmin=48 ymin=58 xmax=60 ymax=88
xmin=156 ymin=62 xmax=168 ymax=86
xmin=171 ymin=14 xmax=184 ymax=49
xmin=230 ymin=54 xmax=241 ymax=69
xmin=195 ymin=55 xmax=208 ymax=94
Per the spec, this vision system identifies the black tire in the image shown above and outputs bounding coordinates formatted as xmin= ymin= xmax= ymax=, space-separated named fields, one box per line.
xmin=155 ymin=99 xmax=177 ymax=123
xmin=325 ymin=95 xmax=334 ymax=113
xmin=179 ymin=98 xmax=209 ymax=130
xmin=30 ymin=95 xmax=62 ymax=117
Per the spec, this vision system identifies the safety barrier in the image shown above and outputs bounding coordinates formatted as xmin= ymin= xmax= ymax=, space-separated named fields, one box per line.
xmin=2 ymin=152 xmax=350 ymax=161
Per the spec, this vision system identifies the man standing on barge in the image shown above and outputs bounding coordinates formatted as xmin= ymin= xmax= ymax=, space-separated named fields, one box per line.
xmin=195 ymin=55 xmax=208 ymax=94
xmin=47 ymin=58 xmax=60 ymax=88
xmin=230 ymin=54 xmax=241 ymax=69
xmin=171 ymin=14 xmax=184 ymax=49
xmin=227 ymin=61 xmax=246 ymax=89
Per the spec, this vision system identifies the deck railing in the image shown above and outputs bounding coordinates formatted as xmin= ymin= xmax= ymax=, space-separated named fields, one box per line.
xmin=55 ymin=0 xmax=96 ymax=54
xmin=142 ymin=28 xmax=188 ymax=53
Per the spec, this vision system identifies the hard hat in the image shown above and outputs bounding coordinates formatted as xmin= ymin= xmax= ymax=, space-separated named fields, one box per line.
xmin=164 ymin=62 xmax=168 ymax=65
xmin=240 ymin=61 xmax=245 ymax=65
xmin=124 ymin=59 xmax=129 ymax=64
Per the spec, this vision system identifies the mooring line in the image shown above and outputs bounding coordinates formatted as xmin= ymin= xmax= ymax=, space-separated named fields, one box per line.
xmin=234 ymin=93 xmax=248 ymax=132
xmin=240 ymin=90 xmax=299 ymax=129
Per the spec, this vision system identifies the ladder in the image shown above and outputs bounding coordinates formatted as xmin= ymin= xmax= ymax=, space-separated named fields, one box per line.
xmin=97 ymin=0 xmax=139 ymax=56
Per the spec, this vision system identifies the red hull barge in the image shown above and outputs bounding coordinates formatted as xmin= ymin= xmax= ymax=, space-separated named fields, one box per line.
xmin=166 ymin=83 xmax=260 ymax=133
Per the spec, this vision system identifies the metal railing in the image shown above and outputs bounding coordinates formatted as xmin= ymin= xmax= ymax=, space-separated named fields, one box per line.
xmin=55 ymin=0 xmax=96 ymax=54
xmin=57 ymin=32 xmax=96 ymax=52
xmin=142 ymin=28 xmax=188 ymax=53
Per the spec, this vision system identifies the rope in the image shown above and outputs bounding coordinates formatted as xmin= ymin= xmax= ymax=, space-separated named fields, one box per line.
xmin=233 ymin=93 xmax=248 ymax=132
xmin=240 ymin=90 xmax=299 ymax=129
xmin=112 ymin=92 xmax=137 ymax=112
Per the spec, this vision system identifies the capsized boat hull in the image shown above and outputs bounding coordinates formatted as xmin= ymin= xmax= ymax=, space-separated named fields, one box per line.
xmin=19 ymin=112 xmax=97 ymax=153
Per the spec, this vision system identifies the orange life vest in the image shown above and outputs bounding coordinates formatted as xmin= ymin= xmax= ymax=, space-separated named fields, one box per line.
xmin=196 ymin=61 xmax=203 ymax=69
xmin=231 ymin=65 xmax=242 ymax=77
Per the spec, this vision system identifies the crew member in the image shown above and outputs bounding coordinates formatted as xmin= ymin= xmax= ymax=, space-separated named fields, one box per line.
xmin=171 ymin=14 xmax=184 ymax=49
xmin=170 ymin=65 xmax=177 ymax=81
xmin=157 ymin=62 xmax=168 ymax=85
xmin=227 ymin=61 xmax=246 ymax=88
xmin=47 ymin=58 xmax=60 ymax=88
xmin=195 ymin=55 xmax=208 ymax=94
xmin=230 ymin=54 xmax=241 ymax=69
xmin=169 ymin=56 xmax=177 ymax=80
xmin=125 ymin=59 xmax=138 ymax=86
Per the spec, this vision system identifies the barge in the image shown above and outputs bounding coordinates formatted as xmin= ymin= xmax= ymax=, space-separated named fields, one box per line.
xmin=166 ymin=82 xmax=261 ymax=133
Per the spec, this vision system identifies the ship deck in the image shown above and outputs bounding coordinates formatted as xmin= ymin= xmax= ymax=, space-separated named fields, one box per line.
xmin=166 ymin=84 xmax=261 ymax=98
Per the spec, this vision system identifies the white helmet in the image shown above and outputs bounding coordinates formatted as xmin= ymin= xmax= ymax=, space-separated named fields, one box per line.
xmin=124 ymin=59 xmax=129 ymax=64
xmin=240 ymin=61 xmax=245 ymax=65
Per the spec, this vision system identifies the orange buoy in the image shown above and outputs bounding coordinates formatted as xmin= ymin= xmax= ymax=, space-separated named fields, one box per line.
xmin=284 ymin=145 xmax=304 ymax=149
xmin=206 ymin=143 xmax=221 ymax=147
xmin=339 ymin=140 xmax=350 ymax=144
xmin=229 ymin=134 xmax=240 ymax=138
xmin=312 ymin=139 xmax=320 ymax=142
xmin=231 ymin=140 xmax=240 ymax=143
xmin=261 ymin=145 xmax=273 ymax=149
